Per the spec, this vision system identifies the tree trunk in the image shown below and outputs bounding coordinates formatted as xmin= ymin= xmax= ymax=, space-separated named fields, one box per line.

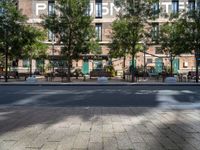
xmin=170 ymin=55 xmax=173 ymax=77
xmin=131 ymin=54 xmax=135 ymax=82
xmin=143 ymin=50 xmax=146 ymax=79
xmin=29 ymin=48 xmax=33 ymax=77
xmin=196 ymin=56 xmax=199 ymax=83
xmin=123 ymin=56 xmax=126 ymax=80
xmin=42 ymin=58 xmax=45 ymax=74
xmin=67 ymin=59 xmax=71 ymax=82
xmin=29 ymin=58 xmax=32 ymax=77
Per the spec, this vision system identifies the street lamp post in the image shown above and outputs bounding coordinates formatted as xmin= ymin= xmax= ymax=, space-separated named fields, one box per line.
xmin=143 ymin=43 xmax=146 ymax=80
xmin=5 ymin=34 xmax=8 ymax=82
xmin=52 ymin=33 xmax=55 ymax=73
xmin=3 ymin=10 xmax=9 ymax=82
xmin=141 ymin=39 xmax=147 ymax=80
xmin=195 ymin=49 xmax=199 ymax=83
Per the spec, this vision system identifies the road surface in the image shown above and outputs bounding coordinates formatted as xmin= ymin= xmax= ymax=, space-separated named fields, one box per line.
xmin=0 ymin=85 xmax=199 ymax=108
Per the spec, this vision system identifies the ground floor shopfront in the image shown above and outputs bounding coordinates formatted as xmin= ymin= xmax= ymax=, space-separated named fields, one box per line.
xmin=5 ymin=44 xmax=197 ymax=76
xmin=12 ymin=54 xmax=196 ymax=77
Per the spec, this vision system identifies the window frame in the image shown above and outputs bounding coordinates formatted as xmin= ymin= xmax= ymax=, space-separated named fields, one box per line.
xmin=95 ymin=23 xmax=102 ymax=41
xmin=152 ymin=23 xmax=159 ymax=42
xmin=95 ymin=0 xmax=102 ymax=18
xmin=152 ymin=2 xmax=159 ymax=18
xmin=48 ymin=0 xmax=55 ymax=16
xmin=172 ymin=0 xmax=179 ymax=14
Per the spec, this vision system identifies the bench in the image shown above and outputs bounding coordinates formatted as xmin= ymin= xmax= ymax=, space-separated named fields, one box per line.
xmin=90 ymin=70 xmax=112 ymax=79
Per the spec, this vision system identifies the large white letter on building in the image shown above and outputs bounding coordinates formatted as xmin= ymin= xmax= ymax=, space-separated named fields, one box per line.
xmin=36 ymin=3 xmax=47 ymax=16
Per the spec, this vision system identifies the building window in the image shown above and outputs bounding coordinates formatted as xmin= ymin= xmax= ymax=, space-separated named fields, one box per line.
xmin=95 ymin=23 xmax=102 ymax=41
xmin=48 ymin=30 xmax=55 ymax=42
xmin=23 ymin=59 xmax=29 ymax=68
xmin=147 ymin=59 xmax=153 ymax=64
xmin=152 ymin=2 xmax=159 ymax=17
xmin=188 ymin=0 xmax=195 ymax=11
xmin=48 ymin=1 xmax=55 ymax=16
xmin=183 ymin=62 xmax=188 ymax=68
xmin=152 ymin=23 xmax=159 ymax=41
xmin=0 ymin=8 xmax=3 ymax=15
xmin=0 ymin=0 xmax=4 ymax=15
xmin=197 ymin=0 xmax=200 ymax=11
xmin=172 ymin=0 xmax=179 ymax=14
xmin=95 ymin=0 xmax=102 ymax=18
xmin=86 ymin=5 xmax=91 ymax=16
xmin=155 ymin=47 xmax=163 ymax=54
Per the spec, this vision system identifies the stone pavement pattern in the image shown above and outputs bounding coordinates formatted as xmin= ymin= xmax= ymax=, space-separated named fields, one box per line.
xmin=0 ymin=107 xmax=200 ymax=150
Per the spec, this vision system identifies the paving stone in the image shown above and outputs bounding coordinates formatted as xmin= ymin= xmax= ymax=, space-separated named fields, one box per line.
xmin=103 ymin=124 xmax=113 ymax=132
xmin=0 ymin=127 xmax=30 ymax=142
xmin=65 ymin=124 xmax=80 ymax=136
xmin=10 ymin=125 xmax=44 ymax=150
xmin=27 ymin=127 xmax=54 ymax=149
xmin=103 ymin=137 xmax=118 ymax=150
xmin=0 ymin=140 xmax=17 ymax=150
xmin=89 ymin=132 xmax=102 ymax=143
xmin=102 ymin=132 xmax=115 ymax=138
xmin=88 ymin=142 xmax=103 ymax=150
xmin=115 ymin=132 xmax=133 ymax=149
xmin=47 ymin=128 xmax=67 ymax=142
xmin=158 ymin=137 xmax=178 ymax=150
xmin=132 ymin=142 xmax=151 ymax=150
xmin=112 ymin=123 xmax=125 ymax=133
xmin=80 ymin=122 xmax=92 ymax=132
xmin=126 ymin=131 xmax=145 ymax=143
xmin=1 ymin=107 xmax=200 ymax=150
xmin=73 ymin=132 xmax=90 ymax=149
xmin=141 ymin=134 xmax=165 ymax=150
xmin=91 ymin=125 xmax=102 ymax=133
xmin=186 ymin=138 xmax=200 ymax=150
xmin=41 ymin=141 xmax=58 ymax=150
xmin=135 ymin=124 xmax=151 ymax=134
xmin=57 ymin=135 xmax=76 ymax=150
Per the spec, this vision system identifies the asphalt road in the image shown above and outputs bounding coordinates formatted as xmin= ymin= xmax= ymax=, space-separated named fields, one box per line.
xmin=0 ymin=86 xmax=200 ymax=108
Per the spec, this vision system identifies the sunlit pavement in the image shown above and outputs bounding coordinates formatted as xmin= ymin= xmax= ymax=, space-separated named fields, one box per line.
xmin=0 ymin=107 xmax=200 ymax=150
xmin=0 ymin=86 xmax=200 ymax=150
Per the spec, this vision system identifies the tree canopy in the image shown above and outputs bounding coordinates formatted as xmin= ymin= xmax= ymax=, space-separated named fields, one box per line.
xmin=0 ymin=0 xmax=27 ymax=58
xmin=110 ymin=0 xmax=159 ymax=82
xmin=43 ymin=0 xmax=98 ymax=82
xmin=159 ymin=6 xmax=200 ymax=77
xmin=0 ymin=0 xmax=27 ymax=81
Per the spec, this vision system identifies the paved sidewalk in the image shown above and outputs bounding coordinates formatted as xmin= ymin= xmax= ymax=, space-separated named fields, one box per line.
xmin=0 ymin=107 xmax=200 ymax=150
xmin=0 ymin=81 xmax=200 ymax=86
xmin=1 ymin=76 xmax=199 ymax=86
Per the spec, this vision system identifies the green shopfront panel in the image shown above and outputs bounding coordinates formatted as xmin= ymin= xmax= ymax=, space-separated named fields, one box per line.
xmin=155 ymin=58 xmax=163 ymax=73
xmin=82 ymin=59 xmax=89 ymax=75
xmin=130 ymin=59 xmax=136 ymax=68
xmin=173 ymin=58 xmax=179 ymax=74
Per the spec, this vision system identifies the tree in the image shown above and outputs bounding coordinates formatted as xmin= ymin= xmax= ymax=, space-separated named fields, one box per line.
xmin=160 ymin=19 xmax=190 ymax=77
xmin=110 ymin=18 xmax=142 ymax=80
xmin=160 ymin=6 xmax=200 ymax=81
xmin=110 ymin=0 xmax=158 ymax=82
xmin=0 ymin=0 xmax=27 ymax=82
xmin=43 ymin=0 xmax=97 ymax=82
xmin=21 ymin=25 xmax=48 ymax=76
xmin=183 ymin=7 xmax=200 ymax=83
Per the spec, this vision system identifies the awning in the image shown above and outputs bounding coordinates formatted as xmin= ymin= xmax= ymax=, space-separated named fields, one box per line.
xmin=48 ymin=54 xmax=110 ymax=60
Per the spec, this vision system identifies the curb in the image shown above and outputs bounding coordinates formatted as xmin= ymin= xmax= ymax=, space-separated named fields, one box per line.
xmin=0 ymin=83 xmax=200 ymax=86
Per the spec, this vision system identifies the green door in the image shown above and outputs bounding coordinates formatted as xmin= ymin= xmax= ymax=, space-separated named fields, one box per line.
xmin=173 ymin=58 xmax=179 ymax=74
xmin=130 ymin=59 xmax=136 ymax=68
xmin=36 ymin=59 xmax=44 ymax=73
xmin=82 ymin=59 xmax=89 ymax=75
xmin=155 ymin=58 xmax=163 ymax=73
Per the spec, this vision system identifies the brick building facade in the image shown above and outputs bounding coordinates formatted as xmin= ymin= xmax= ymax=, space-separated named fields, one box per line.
xmin=16 ymin=0 xmax=196 ymax=75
